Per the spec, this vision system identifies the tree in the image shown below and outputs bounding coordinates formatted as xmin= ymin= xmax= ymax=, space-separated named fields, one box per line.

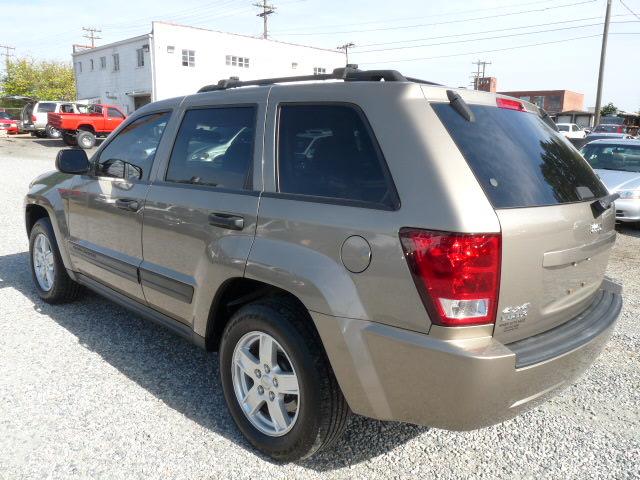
xmin=600 ymin=102 xmax=618 ymax=117
xmin=0 ymin=58 xmax=76 ymax=101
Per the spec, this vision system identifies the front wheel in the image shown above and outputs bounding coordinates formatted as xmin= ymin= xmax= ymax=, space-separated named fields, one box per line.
xmin=219 ymin=297 xmax=350 ymax=461
xmin=29 ymin=218 xmax=82 ymax=303
xmin=76 ymin=130 xmax=96 ymax=149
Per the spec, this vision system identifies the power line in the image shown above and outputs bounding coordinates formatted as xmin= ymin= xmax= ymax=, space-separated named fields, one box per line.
xmin=82 ymin=27 xmax=102 ymax=48
xmin=271 ymin=0 xmax=566 ymax=33
xmin=620 ymin=0 xmax=640 ymax=20
xmin=352 ymin=20 xmax=638 ymax=54
xmin=254 ymin=0 xmax=276 ymax=39
xmin=272 ymin=0 xmax=598 ymax=36
xmin=352 ymin=14 xmax=633 ymax=49
xmin=0 ymin=44 xmax=16 ymax=71
xmin=357 ymin=32 xmax=639 ymax=65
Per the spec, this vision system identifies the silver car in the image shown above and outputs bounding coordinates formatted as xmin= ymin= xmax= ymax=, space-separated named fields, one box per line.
xmin=24 ymin=67 xmax=622 ymax=461
xmin=581 ymin=139 xmax=640 ymax=223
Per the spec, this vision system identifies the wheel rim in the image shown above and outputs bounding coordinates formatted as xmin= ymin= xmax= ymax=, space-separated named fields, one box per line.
xmin=80 ymin=135 xmax=92 ymax=148
xmin=231 ymin=331 xmax=300 ymax=437
xmin=33 ymin=233 xmax=55 ymax=291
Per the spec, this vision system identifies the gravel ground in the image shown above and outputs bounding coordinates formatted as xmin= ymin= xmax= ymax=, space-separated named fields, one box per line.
xmin=0 ymin=136 xmax=638 ymax=480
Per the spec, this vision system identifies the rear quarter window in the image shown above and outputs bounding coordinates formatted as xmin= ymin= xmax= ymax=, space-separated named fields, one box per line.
xmin=36 ymin=103 xmax=57 ymax=113
xmin=432 ymin=103 xmax=608 ymax=208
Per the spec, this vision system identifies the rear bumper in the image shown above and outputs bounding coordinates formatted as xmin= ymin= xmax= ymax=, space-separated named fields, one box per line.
xmin=313 ymin=279 xmax=621 ymax=430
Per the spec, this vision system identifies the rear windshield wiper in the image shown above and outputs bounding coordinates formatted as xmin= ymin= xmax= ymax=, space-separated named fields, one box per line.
xmin=446 ymin=90 xmax=475 ymax=122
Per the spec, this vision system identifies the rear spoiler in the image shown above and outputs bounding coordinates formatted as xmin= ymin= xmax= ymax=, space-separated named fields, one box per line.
xmin=591 ymin=193 xmax=619 ymax=218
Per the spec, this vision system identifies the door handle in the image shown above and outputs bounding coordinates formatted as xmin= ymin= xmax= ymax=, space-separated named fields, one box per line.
xmin=115 ymin=198 xmax=140 ymax=212
xmin=208 ymin=212 xmax=244 ymax=230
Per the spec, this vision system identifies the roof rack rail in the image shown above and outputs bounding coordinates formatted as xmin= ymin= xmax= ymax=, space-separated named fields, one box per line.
xmin=197 ymin=65 xmax=441 ymax=93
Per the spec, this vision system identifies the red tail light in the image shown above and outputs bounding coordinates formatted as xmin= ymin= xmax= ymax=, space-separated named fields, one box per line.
xmin=31 ymin=115 xmax=37 ymax=122
xmin=496 ymin=98 xmax=525 ymax=112
xmin=400 ymin=229 xmax=501 ymax=327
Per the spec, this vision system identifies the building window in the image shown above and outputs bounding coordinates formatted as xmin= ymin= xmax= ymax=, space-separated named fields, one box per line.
xmin=182 ymin=49 xmax=195 ymax=67
xmin=113 ymin=53 xmax=120 ymax=72
xmin=76 ymin=62 xmax=82 ymax=73
xmin=100 ymin=56 xmax=106 ymax=69
xmin=291 ymin=62 xmax=298 ymax=69
xmin=90 ymin=59 xmax=94 ymax=71
xmin=226 ymin=55 xmax=249 ymax=68
xmin=136 ymin=48 xmax=145 ymax=67
xmin=313 ymin=67 xmax=326 ymax=75
xmin=167 ymin=45 xmax=175 ymax=53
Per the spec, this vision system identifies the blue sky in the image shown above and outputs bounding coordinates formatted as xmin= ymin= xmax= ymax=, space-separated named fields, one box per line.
xmin=2 ymin=0 xmax=639 ymax=111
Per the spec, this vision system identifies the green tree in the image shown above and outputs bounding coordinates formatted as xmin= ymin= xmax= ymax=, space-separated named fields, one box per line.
xmin=600 ymin=102 xmax=618 ymax=117
xmin=1 ymin=58 xmax=76 ymax=101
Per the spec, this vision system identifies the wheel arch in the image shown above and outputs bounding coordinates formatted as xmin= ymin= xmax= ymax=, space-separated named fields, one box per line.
xmin=204 ymin=277 xmax=313 ymax=352
xmin=77 ymin=124 xmax=96 ymax=134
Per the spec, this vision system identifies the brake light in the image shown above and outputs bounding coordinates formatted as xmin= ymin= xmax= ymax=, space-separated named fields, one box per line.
xmin=400 ymin=229 xmax=501 ymax=327
xmin=31 ymin=115 xmax=37 ymax=122
xmin=496 ymin=98 xmax=525 ymax=112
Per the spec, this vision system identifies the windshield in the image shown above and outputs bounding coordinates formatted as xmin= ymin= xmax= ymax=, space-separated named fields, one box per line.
xmin=581 ymin=144 xmax=640 ymax=173
xmin=433 ymin=103 xmax=608 ymax=208
xmin=0 ymin=112 xmax=12 ymax=120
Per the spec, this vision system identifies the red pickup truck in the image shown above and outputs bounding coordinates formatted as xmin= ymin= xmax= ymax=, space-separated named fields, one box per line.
xmin=48 ymin=104 xmax=126 ymax=149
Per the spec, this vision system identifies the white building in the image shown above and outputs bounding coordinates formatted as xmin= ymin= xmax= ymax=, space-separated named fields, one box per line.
xmin=72 ymin=21 xmax=344 ymax=113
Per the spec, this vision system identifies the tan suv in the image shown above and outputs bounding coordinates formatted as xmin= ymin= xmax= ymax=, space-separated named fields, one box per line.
xmin=24 ymin=67 xmax=622 ymax=461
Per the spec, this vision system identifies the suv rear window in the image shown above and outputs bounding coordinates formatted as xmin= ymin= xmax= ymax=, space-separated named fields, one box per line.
xmin=433 ymin=103 xmax=608 ymax=208
xmin=36 ymin=102 xmax=56 ymax=113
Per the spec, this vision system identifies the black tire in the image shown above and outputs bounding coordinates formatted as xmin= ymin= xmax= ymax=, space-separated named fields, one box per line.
xmin=62 ymin=132 xmax=77 ymax=146
xmin=76 ymin=130 xmax=96 ymax=149
xmin=219 ymin=297 xmax=350 ymax=461
xmin=34 ymin=130 xmax=47 ymax=138
xmin=29 ymin=218 xmax=82 ymax=304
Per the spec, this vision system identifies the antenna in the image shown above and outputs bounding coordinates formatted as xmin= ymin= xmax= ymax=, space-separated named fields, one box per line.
xmin=253 ymin=1 xmax=276 ymax=39
xmin=82 ymin=27 xmax=102 ymax=48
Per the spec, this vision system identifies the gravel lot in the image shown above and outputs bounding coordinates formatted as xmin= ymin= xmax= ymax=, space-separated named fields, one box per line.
xmin=0 ymin=135 xmax=638 ymax=480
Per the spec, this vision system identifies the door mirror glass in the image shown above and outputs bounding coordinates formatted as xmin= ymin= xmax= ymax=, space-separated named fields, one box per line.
xmin=56 ymin=149 xmax=90 ymax=174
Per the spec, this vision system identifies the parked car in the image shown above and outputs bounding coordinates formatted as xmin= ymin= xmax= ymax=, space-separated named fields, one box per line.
xmin=556 ymin=122 xmax=586 ymax=139
xmin=581 ymin=139 xmax=640 ymax=224
xmin=0 ymin=111 xmax=19 ymax=134
xmin=584 ymin=132 xmax=634 ymax=143
xmin=20 ymin=101 xmax=86 ymax=138
xmin=47 ymin=104 xmax=127 ymax=149
xmin=24 ymin=68 xmax=622 ymax=461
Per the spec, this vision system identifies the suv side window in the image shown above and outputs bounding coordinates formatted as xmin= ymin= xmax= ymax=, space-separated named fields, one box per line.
xmin=165 ymin=106 xmax=256 ymax=190
xmin=108 ymin=107 xmax=125 ymax=119
xmin=96 ymin=111 xmax=171 ymax=181
xmin=277 ymin=104 xmax=397 ymax=209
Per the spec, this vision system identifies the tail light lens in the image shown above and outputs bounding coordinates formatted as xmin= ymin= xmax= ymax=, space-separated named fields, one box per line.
xmin=496 ymin=98 xmax=525 ymax=111
xmin=400 ymin=229 xmax=501 ymax=327
xmin=31 ymin=115 xmax=37 ymax=122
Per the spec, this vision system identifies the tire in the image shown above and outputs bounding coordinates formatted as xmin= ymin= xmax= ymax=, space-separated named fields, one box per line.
xmin=62 ymin=132 xmax=77 ymax=146
xmin=34 ymin=130 xmax=47 ymax=138
xmin=46 ymin=124 xmax=62 ymax=139
xmin=29 ymin=218 xmax=82 ymax=304
xmin=76 ymin=130 xmax=96 ymax=149
xmin=219 ymin=297 xmax=350 ymax=462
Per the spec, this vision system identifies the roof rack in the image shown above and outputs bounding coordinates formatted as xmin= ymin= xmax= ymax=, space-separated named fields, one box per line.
xmin=197 ymin=65 xmax=441 ymax=93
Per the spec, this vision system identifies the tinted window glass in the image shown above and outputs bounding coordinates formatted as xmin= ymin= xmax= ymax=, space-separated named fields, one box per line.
xmin=557 ymin=125 xmax=569 ymax=132
xmin=166 ymin=107 xmax=256 ymax=190
xmin=37 ymin=103 xmax=56 ymax=113
xmin=581 ymin=144 xmax=640 ymax=173
xmin=433 ymin=103 xmax=608 ymax=208
xmin=278 ymin=104 xmax=396 ymax=208
xmin=108 ymin=107 xmax=125 ymax=118
xmin=96 ymin=111 xmax=171 ymax=181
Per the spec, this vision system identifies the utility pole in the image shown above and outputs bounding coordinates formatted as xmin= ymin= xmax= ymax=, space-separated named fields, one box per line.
xmin=253 ymin=1 xmax=276 ymax=39
xmin=82 ymin=27 xmax=102 ymax=48
xmin=594 ymin=0 xmax=612 ymax=126
xmin=337 ymin=42 xmax=355 ymax=65
xmin=471 ymin=59 xmax=491 ymax=90
xmin=0 ymin=44 xmax=16 ymax=69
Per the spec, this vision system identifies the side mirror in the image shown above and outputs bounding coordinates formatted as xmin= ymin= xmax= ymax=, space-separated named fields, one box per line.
xmin=56 ymin=149 xmax=90 ymax=174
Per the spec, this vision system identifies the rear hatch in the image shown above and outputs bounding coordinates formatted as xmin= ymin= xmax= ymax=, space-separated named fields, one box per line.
xmin=21 ymin=102 xmax=35 ymax=127
xmin=433 ymin=96 xmax=615 ymax=343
